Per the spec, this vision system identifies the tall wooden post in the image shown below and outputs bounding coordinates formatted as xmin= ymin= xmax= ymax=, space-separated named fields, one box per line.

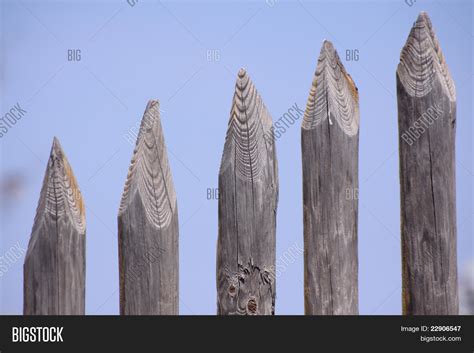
xmin=24 ymin=137 xmax=86 ymax=315
xmin=397 ymin=12 xmax=458 ymax=315
xmin=118 ymin=100 xmax=179 ymax=315
xmin=217 ymin=69 xmax=278 ymax=315
xmin=302 ymin=40 xmax=360 ymax=315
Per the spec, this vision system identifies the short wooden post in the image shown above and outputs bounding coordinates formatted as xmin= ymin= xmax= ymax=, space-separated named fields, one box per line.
xmin=217 ymin=69 xmax=278 ymax=315
xmin=118 ymin=100 xmax=179 ymax=315
xmin=24 ymin=137 xmax=86 ymax=315
xmin=302 ymin=40 xmax=360 ymax=315
xmin=397 ymin=12 xmax=458 ymax=315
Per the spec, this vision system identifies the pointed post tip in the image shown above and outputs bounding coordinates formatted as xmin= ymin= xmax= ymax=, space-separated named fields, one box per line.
xmin=412 ymin=11 xmax=433 ymax=32
xmin=322 ymin=39 xmax=334 ymax=48
xmin=34 ymin=135 xmax=86 ymax=236
xmin=235 ymin=67 xmax=252 ymax=89
xmin=303 ymin=37 xmax=359 ymax=133
xmin=416 ymin=11 xmax=430 ymax=23
xmin=319 ymin=39 xmax=337 ymax=59
xmin=52 ymin=136 xmax=60 ymax=147
xmin=398 ymin=9 xmax=455 ymax=102
xmin=50 ymin=136 xmax=64 ymax=158
xmin=144 ymin=100 xmax=160 ymax=122
xmin=146 ymin=99 xmax=160 ymax=108
xmin=403 ymin=11 xmax=434 ymax=44
xmin=238 ymin=67 xmax=247 ymax=78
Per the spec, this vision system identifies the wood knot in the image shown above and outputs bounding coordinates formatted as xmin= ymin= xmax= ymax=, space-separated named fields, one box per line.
xmin=228 ymin=284 xmax=236 ymax=297
xmin=246 ymin=297 xmax=257 ymax=315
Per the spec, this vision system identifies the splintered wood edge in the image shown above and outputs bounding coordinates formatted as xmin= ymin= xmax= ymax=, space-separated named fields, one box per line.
xmin=26 ymin=137 xmax=85 ymax=259
xmin=119 ymin=100 xmax=177 ymax=229
xmin=302 ymin=40 xmax=360 ymax=135
xmin=219 ymin=68 xmax=275 ymax=181
xmin=397 ymin=11 xmax=456 ymax=101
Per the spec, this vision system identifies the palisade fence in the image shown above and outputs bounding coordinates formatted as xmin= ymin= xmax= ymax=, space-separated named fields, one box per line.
xmin=23 ymin=12 xmax=458 ymax=315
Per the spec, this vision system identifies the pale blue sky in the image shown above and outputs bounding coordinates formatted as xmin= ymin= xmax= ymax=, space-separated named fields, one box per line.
xmin=1 ymin=0 xmax=472 ymax=314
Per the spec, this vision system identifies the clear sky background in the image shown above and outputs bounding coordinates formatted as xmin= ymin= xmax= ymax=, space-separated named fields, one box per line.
xmin=0 ymin=0 xmax=472 ymax=315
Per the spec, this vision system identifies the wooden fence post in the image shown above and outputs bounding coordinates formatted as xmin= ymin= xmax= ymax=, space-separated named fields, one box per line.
xmin=118 ymin=100 xmax=179 ymax=315
xmin=302 ymin=40 xmax=360 ymax=315
xmin=397 ymin=12 xmax=458 ymax=315
xmin=217 ymin=68 xmax=278 ymax=315
xmin=24 ymin=137 xmax=86 ymax=315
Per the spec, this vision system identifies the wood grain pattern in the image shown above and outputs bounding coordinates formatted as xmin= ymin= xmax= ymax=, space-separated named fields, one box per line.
xmin=302 ymin=40 xmax=359 ymax=315
xmin=217 ymin=68 xmax=278 ymax=315
xmin=118 ymin=100 xmax=179 ymax=315
xmin=397 ymin=12 xmax=455 ymax=102
xmin=24 ymin=137 xmax=86 ymax=315
xmin=397 ymin=12 xmax=458 ymax=315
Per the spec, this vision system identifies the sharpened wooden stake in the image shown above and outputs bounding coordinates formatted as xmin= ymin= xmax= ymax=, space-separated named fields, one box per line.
xmin=24 ymin=137 xmax=86 ymax=315
xmin=397 ymin=12 xmax=458 ymax=315
xmin=302 ymin=40 xmax=359 ymax=315
xmin=217 ymin=69 xmax=278 ymax=315
xmin=118 ymin=100 xmax=179 ymax=315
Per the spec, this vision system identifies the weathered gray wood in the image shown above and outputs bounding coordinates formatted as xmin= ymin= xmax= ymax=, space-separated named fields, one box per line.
xmin=24 ymin=137 xmax=86 ymax=315
xmin=217 ymin=69 xmax=278 ymax=315
xmin=118 ymin=100 xmax=179 ymax=315
xmin=397 ymin=12 xmax=458 ymax=315
xmin=302 ymin=40 xmax=359 ymax=315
